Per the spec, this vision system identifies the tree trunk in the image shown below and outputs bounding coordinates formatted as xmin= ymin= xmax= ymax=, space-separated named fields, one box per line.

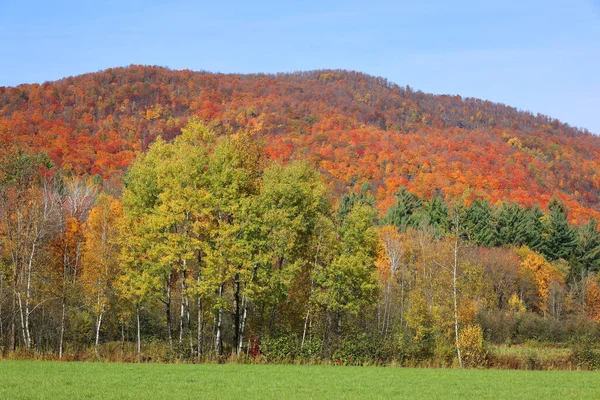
xmin=301 ymin=307 xmax=311 ymax=349
xmin=237 ymin=265 xmax=256 ymax=355
xmin=136 ymin=305 xmax=141 ymax=363
xmin=197 ymin=297 xmax=203 ymax=360
xmin=120 ymin=320 xmax=125 ymax=359
xmin=179 ymin=276 xmax=185 ymax=344
xmin=59 ymin=297 xmax=66 ymax=358
xmin=10 ymin=278 xmax=16 ymax=350
xmin=215 ymin=284 xmax=223 ymax=357
xmin=400 ymin=276 xmax=405 ymax=328
xmin=452 ymin=233 xmax=463 ymax=369
xmin=24 ymin=242 xmax=35 ymax=350
xmin=233 ymin=274 xmax=241 ymax=355
xmin=17 ymin=292 xmax=27 ymax=349
xmin=237 ymin=293 xmax=248 ymax=355
xmin=301 ymin=278 xmax=315 ymax=349
xmin=94 ymin=312 xmax=103 ymax=360
xmin=166 ymin=273 xmax=173 ymax=353
xmin=196 ymin=253 xmax=203 ymax=360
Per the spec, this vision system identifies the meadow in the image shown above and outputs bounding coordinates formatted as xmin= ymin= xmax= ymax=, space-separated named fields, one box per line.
xmin=1 ymin=361 xmax=599 ymax=399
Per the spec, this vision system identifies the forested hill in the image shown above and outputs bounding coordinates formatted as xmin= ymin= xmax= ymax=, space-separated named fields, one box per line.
xmin=1 ymin=65 xmax=599 ymax=222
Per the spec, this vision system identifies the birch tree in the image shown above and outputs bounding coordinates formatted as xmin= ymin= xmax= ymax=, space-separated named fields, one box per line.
xmin=81 ymin=194 xmax=123 ymax=358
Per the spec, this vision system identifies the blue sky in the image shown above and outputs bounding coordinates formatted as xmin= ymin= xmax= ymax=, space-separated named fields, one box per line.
xmin=2 ymin=0 xmax=599 ymax=133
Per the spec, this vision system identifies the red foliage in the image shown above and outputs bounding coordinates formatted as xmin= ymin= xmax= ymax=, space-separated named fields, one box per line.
xmin=2 ymin=65 xmax=599 ymax=222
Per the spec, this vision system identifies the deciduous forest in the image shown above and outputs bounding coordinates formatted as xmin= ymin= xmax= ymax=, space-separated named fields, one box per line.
xmin=1 ymin=66 xmax=600 ymax=368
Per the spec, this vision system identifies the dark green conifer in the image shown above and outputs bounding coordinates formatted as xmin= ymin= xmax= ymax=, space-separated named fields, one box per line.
xmin=543 ymin=198 xmax=577 ymax=260
xmin=383 ymin=187 xmax=423 ymax=232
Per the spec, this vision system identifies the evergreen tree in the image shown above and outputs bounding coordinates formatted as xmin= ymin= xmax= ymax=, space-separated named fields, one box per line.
xmin=464 ymin=199 xmax=496 ymax=246
xmin=384 ymin=187 xmax=423 ymax=232
xmin=337 ymin=182 xmax=375 ymax=222
xmin=524 ymin=205 xmax=546 ymax=253
xmin=543 ymin=198 xmax=577 ymax=261
xmin=570 ymin=217 xmax=600 ymax=278
xmin=421 ymin=196 xmax=449 ymax=238
xmin=496 ymin=202 xmax=529 ymax=246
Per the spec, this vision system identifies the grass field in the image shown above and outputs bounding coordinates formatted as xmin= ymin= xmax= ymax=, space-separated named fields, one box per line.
xmin=1 ymin=361 xmax=599 ymax=399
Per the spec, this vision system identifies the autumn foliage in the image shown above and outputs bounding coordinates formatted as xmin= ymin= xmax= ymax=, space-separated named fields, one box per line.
xmin=1 ymin=65 xmax=600 ymax=222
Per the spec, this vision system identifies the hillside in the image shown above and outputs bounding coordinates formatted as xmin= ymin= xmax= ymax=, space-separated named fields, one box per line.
xmin=1 ymin=65 xmax=599 ymax=222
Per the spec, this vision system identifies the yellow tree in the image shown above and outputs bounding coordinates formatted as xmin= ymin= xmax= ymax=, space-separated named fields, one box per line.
xmin=518 ymin=246 xmax=564 ymax=315
xmin=81 ymin=194 xmax=123 ymax=358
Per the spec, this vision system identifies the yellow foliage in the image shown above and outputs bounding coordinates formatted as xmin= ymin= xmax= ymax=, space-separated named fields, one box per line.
xmin=507 ymin=137 xmax=523 ymax=149
xmin=459 ymin=300 xmax=478 ymax=326
xmin=518 ymin=247 xmax=564 ymax=307
xmin=458 ymin=324 xmax=487 ymax=368
xmin=508 ymin=293 xmax=526 ymax=314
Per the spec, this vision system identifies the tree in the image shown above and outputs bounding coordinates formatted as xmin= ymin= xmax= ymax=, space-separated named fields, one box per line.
xmin=0 ymin=148 xmax=54 ymax=351
xmin=464 ymin=199 xmax=495 ymax=246
xmin=121 ymin=123 xmax=213 ymax=358
xmin=204 ymin=133 xmax=262 ymax=356
xmin=571 ymin=217 xmax=600 ymax=277
xmin=584 ymin=276 xmax=600 ymax=322
xmin=81 ymin=194 xmax=123 ymax=358
xmin=524 ymin=205 xmax=546 ymax=253
xmin=53 ymin=176 xmax=98 ymax=358
xmin=495 ymin=202 xmax=528 ymax=246
xmin=447 ymin=211 xmax=464 ymax=368
xmin=337 ymin=182 xmax=375 ymax=222
xmin=316 ymin=202 xmax=379 ymax=333
xmin=377 ymin=226 xmax=406 ymax=336
xmin=544 ymin=199 xmax=577 ymax=261
xmin=517 ymin=246 xmax=564 ymax=314
xmin=421 ymin=196 xmax=449 ymax=238
xmin=384 ymin=187 xmax=422 ymax=232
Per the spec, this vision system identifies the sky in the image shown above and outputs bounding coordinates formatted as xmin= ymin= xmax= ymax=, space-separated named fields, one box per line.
xmin=1 ymin=0 xmax=599 ymax=133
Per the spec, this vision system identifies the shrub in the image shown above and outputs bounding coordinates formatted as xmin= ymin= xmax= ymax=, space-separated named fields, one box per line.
xmin=571 ymin=336 xmax=600 ymax=370
xmin=458 ymin=325 xmax=488 ymax=368
xmin=260 ymin=335 xmax=299 ymax=362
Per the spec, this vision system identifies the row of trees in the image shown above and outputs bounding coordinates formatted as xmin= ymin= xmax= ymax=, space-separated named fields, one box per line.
xmin=1 ymin=121 xmax=600 ymax=366
xmin=383 ymin=187 xmax=600 ymax=273
xmin=0 ymin=120 xmax=381 ymax=361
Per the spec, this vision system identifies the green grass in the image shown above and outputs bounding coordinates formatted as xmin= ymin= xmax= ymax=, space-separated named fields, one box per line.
xmin=1 ymin=361 xmax=599 ymax=399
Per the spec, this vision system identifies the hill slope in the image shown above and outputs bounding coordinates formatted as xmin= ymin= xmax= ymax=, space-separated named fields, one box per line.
xmin=1 ymin=65 xmax=599 ymax=222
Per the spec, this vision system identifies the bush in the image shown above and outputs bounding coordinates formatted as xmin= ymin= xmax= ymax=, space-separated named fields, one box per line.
xmin=395 ymin=328 xmax=435 ymax=364
xmin=332 ymin=333 xmax=380 ymax=365
xmin=458 ymin=325 xmax=488 ymax=368
xmin=298 ymin=338 xmax=323 ymax=360
xmin=260 ymin=335 xmax=300 ymax=362
xmin=571 ymin=336 xmax=600 ymax=370
xmin=478 ymin=310 xmax=516 ymax=344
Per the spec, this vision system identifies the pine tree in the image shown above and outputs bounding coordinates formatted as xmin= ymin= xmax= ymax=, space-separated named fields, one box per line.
xmin=543 ymin=198 xmax=577 ymax=261
xmin=496 ymin=202 xmax=528 ymax=246
xmin=464 ymin=199 xmax=496 ymax=246
xmin=384 ymin=187 xmax=422 ymax=232
xmin=524 ymin=205 xmax=546 ymax=253
xmin=338 ymin=182 xmax=375 ymax=222
xmin=570 ymin=217 xmax=600 ymax=277
xmin=420 ymin=196 xmax=449 ymax=238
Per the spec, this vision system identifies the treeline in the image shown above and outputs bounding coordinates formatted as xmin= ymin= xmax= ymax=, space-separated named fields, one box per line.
xmin=1 ymin=121 xmax=600 ymax=367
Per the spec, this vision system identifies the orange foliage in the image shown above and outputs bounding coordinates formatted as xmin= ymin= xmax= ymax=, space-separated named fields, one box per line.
xmin=585 ymin=278 xmax=600 ymax=322
xmin=2 ymin=65 xmax=600 ymax=222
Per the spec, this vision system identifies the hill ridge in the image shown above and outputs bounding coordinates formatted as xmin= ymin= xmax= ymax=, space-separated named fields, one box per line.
xmin=1 ymin=64 xmax=599 ymax=222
